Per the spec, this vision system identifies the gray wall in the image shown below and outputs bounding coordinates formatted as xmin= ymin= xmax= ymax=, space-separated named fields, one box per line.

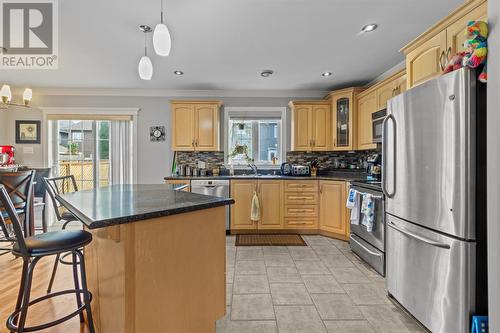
xmin=0 ymin=94 xmax=319 ymax=183
xmin=488 ymin=0 xmax=499 ymax=329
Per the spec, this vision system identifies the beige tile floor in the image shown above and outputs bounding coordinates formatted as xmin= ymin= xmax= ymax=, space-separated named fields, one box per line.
xmin=217 ymin=235 xmax=428 ymax=333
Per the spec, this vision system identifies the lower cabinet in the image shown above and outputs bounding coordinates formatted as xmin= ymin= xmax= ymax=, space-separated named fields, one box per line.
xmin=230 ymin=180 xmax=257 ymax=230
xmin=230 ymin=179 xmax=350 ymax=240
xmin=230 ymin=179 xmax=283 ymax=230
xmin=319 ymin=180 xmax=349 ymax=240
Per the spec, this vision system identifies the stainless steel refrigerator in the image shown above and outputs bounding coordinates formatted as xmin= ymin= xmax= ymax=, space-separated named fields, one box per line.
xmin=383 ymin=68 xmax=487 ymax=333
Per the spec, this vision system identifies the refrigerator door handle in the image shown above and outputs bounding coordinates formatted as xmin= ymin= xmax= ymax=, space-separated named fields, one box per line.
xmin=382 ymin=113 xmax=396 ymax=198
xmin=388 ymin=221 xmax=451 ymax=249
xmin=350 ymin=235 xmax=383 ymax=257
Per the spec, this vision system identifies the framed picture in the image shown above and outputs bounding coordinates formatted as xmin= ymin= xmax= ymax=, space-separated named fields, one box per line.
xmin=15 ymin=120 xmax=41 ymax=144
xmin=150 ymin=126 xmax=166 ymax=142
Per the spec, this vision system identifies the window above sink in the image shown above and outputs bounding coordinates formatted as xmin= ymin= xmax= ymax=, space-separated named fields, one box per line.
xmin=224 ymin=107 xmax=286 ymax=169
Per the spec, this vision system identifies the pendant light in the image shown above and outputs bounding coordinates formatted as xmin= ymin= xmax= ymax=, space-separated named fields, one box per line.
xmin=138 ymin=25 xmax=153 ymax=81
xmin=153 ymin=0 xmax=172 ymax=56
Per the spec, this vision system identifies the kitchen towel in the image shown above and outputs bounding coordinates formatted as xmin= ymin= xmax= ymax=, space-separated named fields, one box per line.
xmin=346 ymin=189 xmax=360 ymax=225
xmin=250 ymin=191 xmax=261 ymax=221
xmin=361 ymin=193 xmax=375 ymax=232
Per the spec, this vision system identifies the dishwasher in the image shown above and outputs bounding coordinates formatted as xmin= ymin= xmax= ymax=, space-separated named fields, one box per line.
xmin=190 ymin=180 xmax=230 ymax=232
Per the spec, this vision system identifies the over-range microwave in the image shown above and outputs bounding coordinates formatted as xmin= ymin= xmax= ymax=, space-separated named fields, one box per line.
xmin=372 ymin=109 xmax=387 ymax=143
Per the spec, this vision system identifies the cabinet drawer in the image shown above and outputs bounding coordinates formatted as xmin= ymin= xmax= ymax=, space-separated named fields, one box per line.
xmin=284 ymin=192 xmax=318 ymax=205
xmin=284 ymin=204 xmax=318 ymax=217
xmin=285 ymin=218 xmax=318 ymax=229
xmin=284 ymin=181 xmax=318 ymax=193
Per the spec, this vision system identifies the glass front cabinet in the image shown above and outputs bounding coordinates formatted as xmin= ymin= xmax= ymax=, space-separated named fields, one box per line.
xmin=328 ymin=88 xmax=363 ymax=151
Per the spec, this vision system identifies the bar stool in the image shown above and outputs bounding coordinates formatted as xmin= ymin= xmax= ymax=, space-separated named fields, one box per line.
xmin=0 ymin=184 xmax=95 ymax=333
xmin=31 ymin=168 xmax=51 ymax=233
xmin=42 ymin=175 xmax=81 ymax=293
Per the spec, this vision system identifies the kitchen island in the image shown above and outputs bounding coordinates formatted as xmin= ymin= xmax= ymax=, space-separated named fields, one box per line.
xmin=56 ymin=184 xmax=234 ymax=333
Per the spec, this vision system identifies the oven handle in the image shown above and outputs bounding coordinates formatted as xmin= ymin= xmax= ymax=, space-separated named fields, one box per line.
xmin=350 ymin=235 xmax=383 ymax=258
xmin=382 ymin=114 xmax=396 ymax=198
xmin=388 ymin=221 xmax=451 ymax=249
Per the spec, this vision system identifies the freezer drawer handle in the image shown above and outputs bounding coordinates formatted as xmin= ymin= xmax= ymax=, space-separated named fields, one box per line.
xmin=350 ymin=235 xmax=383 ymax=258
xmin=382 ymin=114 xmax=396 ymax=198
xmin=388 ymin=221 xmax=451 ymax=249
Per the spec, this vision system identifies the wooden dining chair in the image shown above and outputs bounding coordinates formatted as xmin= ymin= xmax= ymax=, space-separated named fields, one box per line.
xmin=0 ymin=170 xmax=36 ymax=238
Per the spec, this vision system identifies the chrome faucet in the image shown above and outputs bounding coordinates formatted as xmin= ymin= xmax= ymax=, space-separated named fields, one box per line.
xmin=248 ymin=162 xmax=258 ymax=176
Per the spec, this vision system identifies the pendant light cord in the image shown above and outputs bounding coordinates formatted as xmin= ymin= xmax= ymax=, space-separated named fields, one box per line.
xmin=144 ymin=32 xmax=147 ymax=56
xmin=160 ymin=0 xmax=164 ymax=24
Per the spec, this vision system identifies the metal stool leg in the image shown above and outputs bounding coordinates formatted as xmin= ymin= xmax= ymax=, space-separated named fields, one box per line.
xmin=10 ymin=259 xmax=28 ymax=333
xmin=76 ymin=250 xmax=95 ymax=333
xmin=46 ymin=254 xmax=60 ymax=294
xmin=17 ymin=257 xmax=40 ymax=333
xmin=71 ymin=252 xmax=84 ymax=323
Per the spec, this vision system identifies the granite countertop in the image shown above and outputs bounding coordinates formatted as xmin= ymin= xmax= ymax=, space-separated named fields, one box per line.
xmin=56 ymin=184 xmax=234 ymax=229
xmin=164 ymin=171 xmax=368 ymax=182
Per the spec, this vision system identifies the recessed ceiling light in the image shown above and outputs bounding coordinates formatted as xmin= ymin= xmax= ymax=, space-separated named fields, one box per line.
xmin=361 ymin=23 xmax=378 ymax=33
xmin=322 ymin=72 xmax=332 ymax=77
xmin=174 ymin=70 xmax=184 ymax=75
xmin=260 ymin=70 xmax=274 ymax=77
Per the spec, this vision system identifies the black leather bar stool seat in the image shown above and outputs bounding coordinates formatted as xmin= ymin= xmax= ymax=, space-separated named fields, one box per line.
xmin=0 ymin=184 xmax=95 ymax=333
xmin=12 ymin=230 xmax=92 ymax=257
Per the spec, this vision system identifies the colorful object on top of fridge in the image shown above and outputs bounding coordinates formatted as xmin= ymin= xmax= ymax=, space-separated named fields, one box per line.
xmin=0 ymin=145 xmax=15 ymax=165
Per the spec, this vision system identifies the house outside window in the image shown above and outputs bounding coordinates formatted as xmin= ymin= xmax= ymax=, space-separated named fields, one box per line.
xmin=224 ymin=107 xmax=286 ymax=167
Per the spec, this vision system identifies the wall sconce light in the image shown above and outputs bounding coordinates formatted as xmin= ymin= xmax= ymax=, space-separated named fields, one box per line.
xmin=1 ymin=85 xmax=33 ymax=108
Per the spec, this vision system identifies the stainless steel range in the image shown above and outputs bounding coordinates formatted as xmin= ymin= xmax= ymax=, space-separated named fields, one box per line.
xmin=349 ymin=180 xmax=385 ymax=276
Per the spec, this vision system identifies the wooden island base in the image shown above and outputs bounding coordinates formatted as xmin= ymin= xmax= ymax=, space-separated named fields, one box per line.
xmin=84 ymin=206 xmax=226 ymax=333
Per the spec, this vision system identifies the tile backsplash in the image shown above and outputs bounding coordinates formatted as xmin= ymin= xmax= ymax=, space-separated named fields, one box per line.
xmin=286 ymin=150 xmax=376 ymax=170
xmin=176 ymin=150 xmax=377 ymax=171
xmin=176 ymin=151 xmax=225 ymax=169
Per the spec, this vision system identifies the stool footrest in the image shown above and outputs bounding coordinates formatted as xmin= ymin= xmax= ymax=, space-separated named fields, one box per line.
xmin=6 ymin=289 xmax=93 ymax=332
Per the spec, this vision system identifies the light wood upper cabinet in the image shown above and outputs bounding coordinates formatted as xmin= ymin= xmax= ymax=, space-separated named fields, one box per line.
xmin=406 ymin=30 xmax=447 ymax=89
xmin=394 ymin=74 xmax=407 ymax=96
xmin=291 ymin=104 xmax=312 ymax=151
xmin=402 ymin=0 xmax=487 ymax=89
xmin=328 ymin=88 xmax=363 ymax=151
xmin=171 ymin=104 xmax=196 ymax=151
xmin=319 ymin=181 xmax=348 ymax=239
xmin=290 ymin=102 xmax=331 ymax=151
xmin=230 ymin=180 xmax=257 ymax=230
xmin=171 ymin=100 xmax=221 ymax=151
xmin=446 ymin=2 xmax=487 ymax=55
xmin=195 ymin=104 xmax=219 ymax=151
xmin=356 ymin=92 xmax=377 ymax=150
xmin=376 ymin=81 xmax=396 ymax=111
xmin=258 ymin=180 xmax=283 ymax=229
xmin=311 ymin=104 xmax=331 ymax=151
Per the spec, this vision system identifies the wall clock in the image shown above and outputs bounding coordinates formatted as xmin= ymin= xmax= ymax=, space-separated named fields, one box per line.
xmin=150 ymin=126 xmax=165 ymax=141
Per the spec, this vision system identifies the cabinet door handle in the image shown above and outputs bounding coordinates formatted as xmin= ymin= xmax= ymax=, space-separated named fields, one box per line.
xmin=439 ymin=51 xmax=445 ymax=71
xmin=333 ymin=138 xmax=336 ymax=147
xmin=319 ymin=184 xmax=323 ymax=194
xmin=192 ymin=139 xmax=195 ymax=147
xmin=446 ymin=47 xmax=452 ymax=62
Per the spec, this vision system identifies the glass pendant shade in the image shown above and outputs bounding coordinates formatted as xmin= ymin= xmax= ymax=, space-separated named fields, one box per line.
xmin=153 ymin=23 xmax=171 ymax=56
xmin=23 ymin=88 xmax=33 ymax=105
xmin=138 ymin=56 xmax=153 ymax=80
xmin=1 ymin=84 xmax=12 ymax=103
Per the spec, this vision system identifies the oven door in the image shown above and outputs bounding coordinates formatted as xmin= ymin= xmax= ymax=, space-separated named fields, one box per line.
xmin=350 ymin=185 xmax=385 ymax=252
xmin=371 ymin=109 xmax=386 ymax=143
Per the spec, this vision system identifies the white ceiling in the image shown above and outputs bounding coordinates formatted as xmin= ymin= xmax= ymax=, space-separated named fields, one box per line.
xmin=1 ymin=0 xmax=463 ymax=91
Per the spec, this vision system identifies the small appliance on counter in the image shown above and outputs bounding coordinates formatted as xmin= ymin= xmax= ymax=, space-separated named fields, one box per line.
xmin=281 ymin=163 xmax=310 ymax=176
xmin=0 ymin=145 xmax=15 ymax=166
xmin=366 ymin=153 xmax=382 ymax=181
